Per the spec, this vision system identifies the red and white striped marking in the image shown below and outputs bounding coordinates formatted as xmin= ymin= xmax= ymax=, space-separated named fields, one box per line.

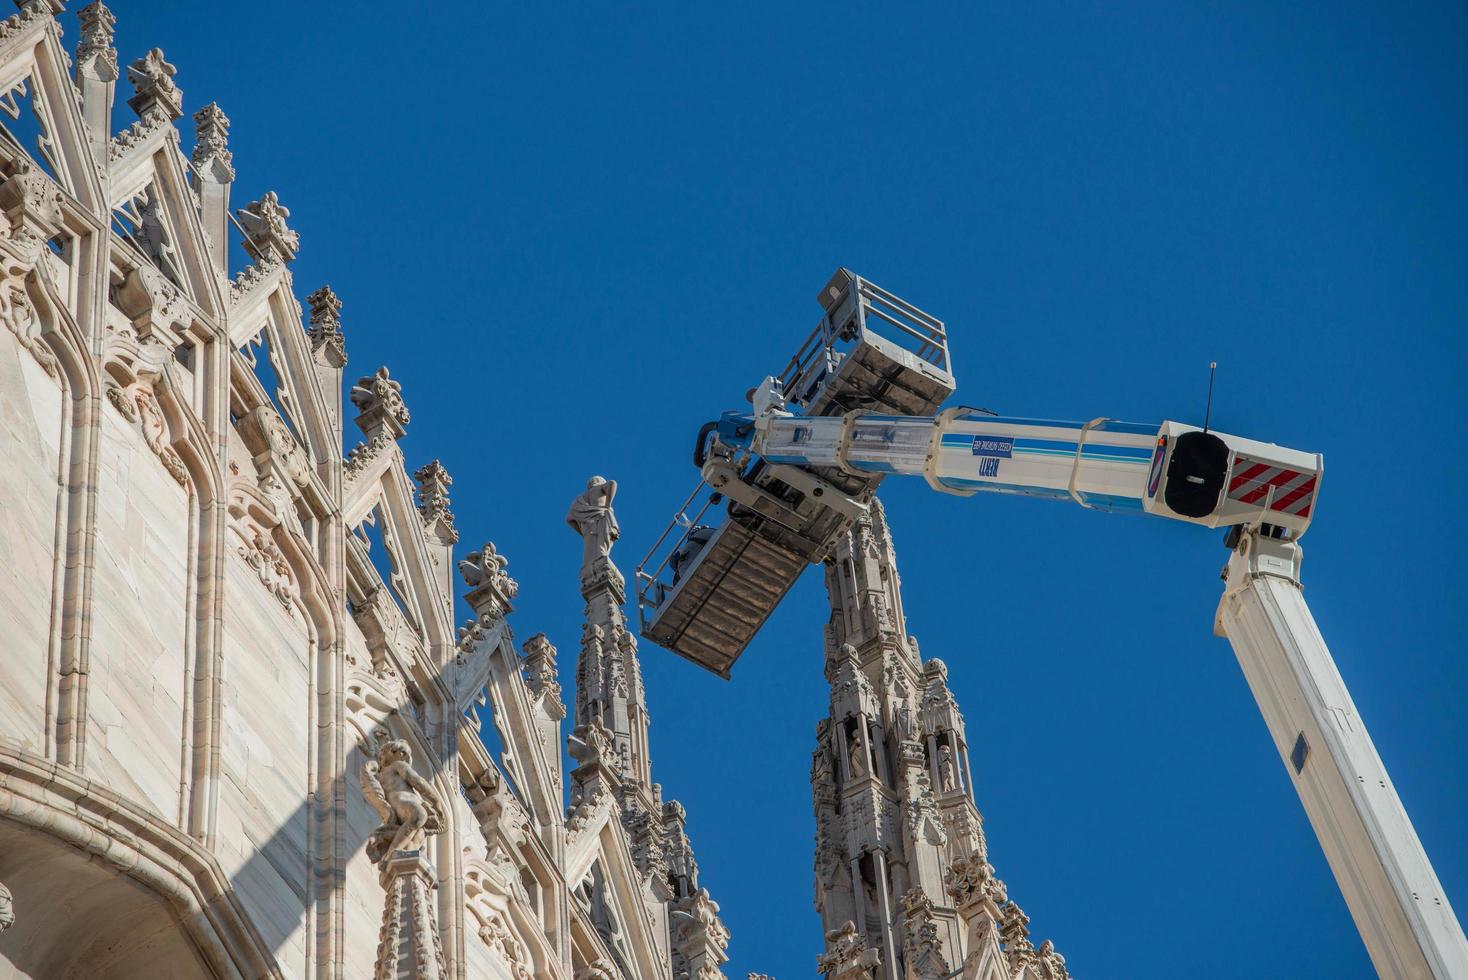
xmin=1228 ymin=456 xmax=1316 ymax=517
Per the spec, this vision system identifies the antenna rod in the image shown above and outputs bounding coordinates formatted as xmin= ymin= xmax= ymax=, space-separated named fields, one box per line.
xmin=1204 ymin=361 xmax=1217 ymax=433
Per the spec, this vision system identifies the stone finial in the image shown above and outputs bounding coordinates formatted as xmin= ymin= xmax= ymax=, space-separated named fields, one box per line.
xmin=458 ymin=541 xmax=517 ymax=620
xmin=898 ymin=888 xmax=950 ymax=980
xmin=945 ymin=855 xmax=1005 ymax=915
xmin=125 ymin=48 xmax=182 ymax=122
xmin=236 ymin=191 xmax=298 ymax=264
xmin=1001 ymin=901 xmax=1039 ymax=973
xmin=412 ymin=459 xmax=457 ymax=543
xmin=191 ymin=102 xmax=234 ymax=182
xmin=75 ymin=1 xmax=117 ymax=79
xmin=816 ymin=921 xmax=880 ymax=980
xmin=458 ymin=541 xmax=514 ymax=593
xmin=521 ymin=633 xmax=561 ymax=703
xmin=13 ymin=0 xmax=62 ymax=17
xmin=670 ymin=887 xmax=731 ymax=978
xmin=349 ymin=365 xmax=408 ymax=438
xmin=567 ymin=717 xmax=614 ymax=768
xmin=306 ymin=284 xmax=346 ymax=367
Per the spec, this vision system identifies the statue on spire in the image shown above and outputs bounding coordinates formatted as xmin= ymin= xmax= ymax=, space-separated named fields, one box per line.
xmin=567 ymin=475 xmax=619 ymax=582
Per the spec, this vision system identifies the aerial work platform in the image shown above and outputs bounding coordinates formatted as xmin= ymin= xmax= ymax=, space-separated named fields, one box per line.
xmin=635 ymin=269 xmax=954 ymax=677
xmin=635 ymin=267 xmax=1468 ymax=976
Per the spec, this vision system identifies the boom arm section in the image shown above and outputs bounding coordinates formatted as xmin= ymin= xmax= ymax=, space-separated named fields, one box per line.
xmin=1218 ymin=529 xmax=1468 ymax=979
xmin=720 ymin=405 xmax=1322 ymax=534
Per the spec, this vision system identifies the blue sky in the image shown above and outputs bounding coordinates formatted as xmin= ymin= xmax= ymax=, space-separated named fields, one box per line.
xmin=122 ymin=2 xmax=1465 ymax=976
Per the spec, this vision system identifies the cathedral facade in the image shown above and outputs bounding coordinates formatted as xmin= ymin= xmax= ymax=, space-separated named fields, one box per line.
xmin=0 ymin=4 xmax=1069 ymax=978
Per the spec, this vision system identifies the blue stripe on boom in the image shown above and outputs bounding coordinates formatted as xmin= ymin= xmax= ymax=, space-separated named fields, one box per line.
xmin=951 ymin=414 xmax=1159 ymax=436
xmin=1014 ymin=438 xmax=1153 ymax=461
xmin=937 ymin=477 xmax=1145 ymax=511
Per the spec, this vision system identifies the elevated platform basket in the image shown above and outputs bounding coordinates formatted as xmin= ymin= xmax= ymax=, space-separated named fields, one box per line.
xmin=636 ymin=269 xmax=957 ymax=677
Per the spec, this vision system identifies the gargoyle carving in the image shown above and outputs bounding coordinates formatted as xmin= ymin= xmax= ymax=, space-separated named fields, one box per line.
xmin=359 ymin=738 xmax=446 ymax=864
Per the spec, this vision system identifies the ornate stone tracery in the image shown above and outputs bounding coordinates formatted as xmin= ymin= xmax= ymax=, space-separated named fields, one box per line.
xmin=815 ymin=503 xmax=1073 ymax=980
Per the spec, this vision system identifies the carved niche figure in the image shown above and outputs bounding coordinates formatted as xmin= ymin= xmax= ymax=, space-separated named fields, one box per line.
xmin=566 ymin=476 xmax=619 ymax=578
xmin=0 ymin=879 xmax=12 ymax=932
xmin=359 ymin=738 xmax=446 ymax=863
xmin=938 ymin=744 xmax=957 ymax=794
xmin=848 ymin=729 xmax=870 ymax=779
xmin=811 ymin=743 xmax=835 ymax=802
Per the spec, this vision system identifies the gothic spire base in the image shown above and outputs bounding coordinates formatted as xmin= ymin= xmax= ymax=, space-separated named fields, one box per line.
xmin=374 ymin=851 xmax=446 ymax=980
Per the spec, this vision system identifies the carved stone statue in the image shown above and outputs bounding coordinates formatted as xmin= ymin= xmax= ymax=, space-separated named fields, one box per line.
xmin=359 ymin=738 xmax=446 ymax=864
xmin=938 ymin=744 xmax=957 ymax=793
xmin=848 ymin=731 xmax=869 ymax=779
xmin=566 ymin=476 xmax=619 ymax=578
xmin=0 ymin=879 xmax=12 ymax=933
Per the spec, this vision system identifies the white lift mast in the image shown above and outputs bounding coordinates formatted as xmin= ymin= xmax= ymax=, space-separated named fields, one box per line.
xmin=636 ymin=269 xmax=1468 ymax=979
xmin=1219 ymin=531 xmax=1468 ymax=978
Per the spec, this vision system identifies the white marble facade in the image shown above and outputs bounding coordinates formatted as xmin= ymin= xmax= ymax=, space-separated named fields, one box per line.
xmin=0 ymin=4 xmax=727 ymax=977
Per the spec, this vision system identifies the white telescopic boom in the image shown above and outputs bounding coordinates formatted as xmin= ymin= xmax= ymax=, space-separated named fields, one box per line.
xmin=694 ymin=400 xmax=1467 ymax=971
xmin=1216 ymin=529 xmax=1468 ymax=980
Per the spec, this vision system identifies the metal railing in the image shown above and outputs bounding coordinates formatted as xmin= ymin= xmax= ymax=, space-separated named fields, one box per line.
xmin=634 ymin=478 xmax=721 ymax=633
xmin=777 ymin=273 xmax=949 ymax=411
xmin=856 ymin=275 xmax=948 ymax=371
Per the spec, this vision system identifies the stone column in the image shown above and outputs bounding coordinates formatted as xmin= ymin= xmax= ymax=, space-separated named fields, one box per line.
xmin=565 ymin=476 xmax=653 ymax=803
xmin=374 ymin=851 xmax=447 ymax=980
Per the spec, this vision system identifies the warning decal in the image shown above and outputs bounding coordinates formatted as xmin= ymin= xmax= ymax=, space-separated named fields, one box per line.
xmin=1228 ymin=456 xmax=1316 ymax=518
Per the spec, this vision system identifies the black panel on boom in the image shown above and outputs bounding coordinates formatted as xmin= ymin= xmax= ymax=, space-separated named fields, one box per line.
xmin=1164 ymin=430 xmax=1229 ymax=518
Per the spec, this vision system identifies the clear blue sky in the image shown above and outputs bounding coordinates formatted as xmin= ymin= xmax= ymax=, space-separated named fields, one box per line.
xmin=123 ymin=2 xmax=1464 ymax=976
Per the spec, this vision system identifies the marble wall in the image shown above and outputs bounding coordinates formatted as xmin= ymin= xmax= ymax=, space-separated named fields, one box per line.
xmin=87 ymin=399 xmax=191 ymax=823
xmin=0 ymin=331 xmax=61 ymax=755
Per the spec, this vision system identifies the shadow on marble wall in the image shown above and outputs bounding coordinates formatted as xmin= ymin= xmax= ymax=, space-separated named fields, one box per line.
xmin=222 ymin=695 xmax=476 ymax=967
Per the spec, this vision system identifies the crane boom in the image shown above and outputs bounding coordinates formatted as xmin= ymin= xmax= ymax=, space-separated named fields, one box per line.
xmin=1217 ymin=532 xmax=1468 ymax=979
xmin=712 ymin=400 xmax=1321 ymax=534
xmin=687 ymin=400 xmax=1468 ymax=978
xmin=634 ymin=269 xmax=1467 ymax=977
